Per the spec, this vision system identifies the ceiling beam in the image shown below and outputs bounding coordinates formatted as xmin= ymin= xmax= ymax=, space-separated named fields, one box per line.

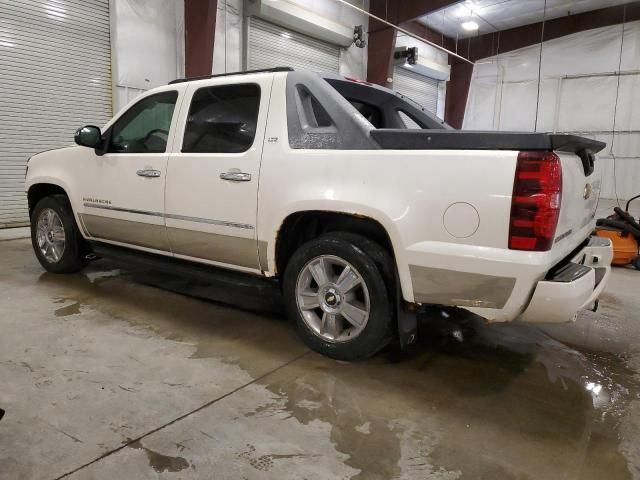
xmin=401 ymin=21 xmax=457 ymax=53
xmin=366 ymin=0 xmax=462 ymax=86
xmin=397 ymin=0 xmax=466 ymax=24
xmin=368 ymin=0 xmax=463 ymax=33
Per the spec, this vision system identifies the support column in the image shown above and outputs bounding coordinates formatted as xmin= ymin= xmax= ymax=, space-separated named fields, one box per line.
xmin=366 ymin=27 xmax=396 ymax=87
xmin=185 ymin=0 xmax=217 ymax=77
xmin=444 ymin=59 xmax=473 ymax=129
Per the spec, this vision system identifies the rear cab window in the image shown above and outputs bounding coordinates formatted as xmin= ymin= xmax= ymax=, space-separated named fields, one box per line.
xmin=325 ymin=77 xmax=450 ymax=130
xmin=285 ymin=70 xmax=448 ymax=150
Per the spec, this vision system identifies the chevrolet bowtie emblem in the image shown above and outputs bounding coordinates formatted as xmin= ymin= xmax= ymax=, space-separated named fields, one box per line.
xmin=583 ymin=183 xmax=593 ymax=200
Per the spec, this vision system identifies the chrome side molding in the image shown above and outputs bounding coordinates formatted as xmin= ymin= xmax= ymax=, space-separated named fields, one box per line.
xmin=82 ymin=203 xmax=254 ymax=230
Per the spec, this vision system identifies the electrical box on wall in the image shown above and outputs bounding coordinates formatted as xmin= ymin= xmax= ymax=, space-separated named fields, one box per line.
xmin=393 ymin=47 xmax=451 ymax=81
xmin=245 ymin=0 xmax=354 ymax=46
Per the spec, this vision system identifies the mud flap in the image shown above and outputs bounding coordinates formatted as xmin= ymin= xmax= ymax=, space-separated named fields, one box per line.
xmin=396 ymin=280 xmax=417 ymax=349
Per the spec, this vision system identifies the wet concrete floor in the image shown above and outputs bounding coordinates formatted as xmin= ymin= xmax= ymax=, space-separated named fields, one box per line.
xmin=1 ymin=237 xmax=639 ymax=479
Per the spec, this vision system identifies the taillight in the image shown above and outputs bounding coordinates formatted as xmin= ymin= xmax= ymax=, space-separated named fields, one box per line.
xmin=509 ymin=151 xmax=562 ymax=251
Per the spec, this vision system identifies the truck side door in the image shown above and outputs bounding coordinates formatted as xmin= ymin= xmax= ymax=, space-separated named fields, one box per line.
xmin=165 ymin=74 xmax=273 ymax=271
xmin=78 ymin=88 xmax=184 ymax=252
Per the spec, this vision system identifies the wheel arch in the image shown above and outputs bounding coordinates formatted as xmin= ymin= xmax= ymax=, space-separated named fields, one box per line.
xmin=27 ymin=183 xmax=69 ymax=218
xmin=268 ymin=208 xmax=414 ymax=302
xmin=273 ymin=210 xmax=397 ymax=275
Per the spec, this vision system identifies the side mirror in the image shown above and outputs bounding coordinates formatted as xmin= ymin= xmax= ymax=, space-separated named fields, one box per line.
xmin=74 ymin=125 xmax=102 ymax=148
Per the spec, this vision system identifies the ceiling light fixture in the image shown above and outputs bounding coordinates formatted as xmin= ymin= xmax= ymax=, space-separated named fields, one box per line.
xmin=464 ymin=0 xmax=481 ymax=15
xmin=461 ymin=20 xmax=479 ymax=31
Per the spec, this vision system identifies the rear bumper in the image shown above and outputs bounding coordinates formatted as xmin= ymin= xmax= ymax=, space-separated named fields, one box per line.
xmin=518 ymin=236 xmax=613 ymax=323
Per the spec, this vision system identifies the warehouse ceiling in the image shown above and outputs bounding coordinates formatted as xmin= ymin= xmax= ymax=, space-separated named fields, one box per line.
xmin=418 ymin=0 xmax=632 ymax=38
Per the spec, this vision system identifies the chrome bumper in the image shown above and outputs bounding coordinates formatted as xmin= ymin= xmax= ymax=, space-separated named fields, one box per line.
xmin=518 ymin=236 xmax=613 ymax=323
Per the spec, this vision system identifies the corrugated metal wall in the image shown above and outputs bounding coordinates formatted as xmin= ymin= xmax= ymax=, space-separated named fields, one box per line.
xmin=0 ymin=0 xmax=112 ymax=227
xmin=392 ymin=66 xmax=440 ymax=115
xmin=246 ymin=16 xmax=340 ymax=74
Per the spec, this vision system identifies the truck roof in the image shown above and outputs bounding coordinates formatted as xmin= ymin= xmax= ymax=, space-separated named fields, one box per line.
xmin=168 ymin=67 xmax=293 ymax=84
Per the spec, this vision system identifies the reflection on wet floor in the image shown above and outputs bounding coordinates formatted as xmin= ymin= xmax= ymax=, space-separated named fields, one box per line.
xmin=128 ymin=439 xmax=190 ymax=473
xmin=73 ymin=258 xmax=640 ymax=479
xmin=4 ymin=240 xmax=639 ymax=479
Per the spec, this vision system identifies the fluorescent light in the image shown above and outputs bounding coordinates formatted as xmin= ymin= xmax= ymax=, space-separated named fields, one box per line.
xmin=461 ymin=21 xmax=479 ymax=31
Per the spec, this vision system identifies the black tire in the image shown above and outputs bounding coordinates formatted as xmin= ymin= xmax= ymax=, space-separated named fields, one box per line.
xmin=633 ymin=255 xmax=640 ymax=270
xmin=283 ymin=233 xmax=395 ymax=361
xmin=30 ymin=195 xmax=87 ymax=274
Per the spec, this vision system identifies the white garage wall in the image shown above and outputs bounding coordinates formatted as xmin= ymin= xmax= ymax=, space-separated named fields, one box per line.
xmin=213 ymin=0 xmax=369 ymax=79
xmin=110 ymin=0 xmax=184 ymax=112
xmin=463 ymin=21 xmax=640 ymax=200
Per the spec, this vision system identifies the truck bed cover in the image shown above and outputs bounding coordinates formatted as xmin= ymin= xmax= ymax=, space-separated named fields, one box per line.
xmin=370 ymin=130 xmax=606 ymax=154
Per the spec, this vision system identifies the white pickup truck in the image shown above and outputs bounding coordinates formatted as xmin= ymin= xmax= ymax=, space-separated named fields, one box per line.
xmin=25 ymin=67 xmax=612 ymax=360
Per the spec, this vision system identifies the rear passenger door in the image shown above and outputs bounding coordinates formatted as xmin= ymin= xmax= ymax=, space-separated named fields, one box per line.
xmin=165 ymin=75 xmax=273 ymax=271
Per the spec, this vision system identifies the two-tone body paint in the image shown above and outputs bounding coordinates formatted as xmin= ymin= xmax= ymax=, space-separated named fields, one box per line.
xmin=256 ymin=72 xmax=601 ymax=321
xmin=26 ymin=70 xmax=604 ymax=323
xmin=27 ymin=76 xmax=271 ymax=275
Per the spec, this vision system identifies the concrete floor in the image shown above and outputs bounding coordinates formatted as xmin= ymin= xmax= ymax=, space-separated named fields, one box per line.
xmin=1 ymin=227 xmax=639 ymax=479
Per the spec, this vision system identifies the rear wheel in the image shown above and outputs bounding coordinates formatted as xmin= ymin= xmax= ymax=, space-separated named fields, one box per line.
xmin=633 ymin=255 xmax=640 ymax=270
xmin=30 ymin=195 xmax=87 ymax=273
xmin=283 ymin=233 xmax=394 ymax=361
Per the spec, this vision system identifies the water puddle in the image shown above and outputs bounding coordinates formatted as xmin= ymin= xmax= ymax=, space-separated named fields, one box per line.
xmin=128 ymin=440 xmax=190 ymax=473
xmin=24 ymin=248 xmax=640 ymax=479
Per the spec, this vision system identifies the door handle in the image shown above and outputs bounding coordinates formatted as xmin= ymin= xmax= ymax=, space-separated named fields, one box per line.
xmin=136 ymin=169 xmax=161 ymax=178
xmin=220 ymin=170 xmax=251 ymax=182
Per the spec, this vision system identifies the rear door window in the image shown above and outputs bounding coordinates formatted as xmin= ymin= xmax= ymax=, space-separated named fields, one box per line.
xmin=182 ymin=84 xmax=261 ymax=153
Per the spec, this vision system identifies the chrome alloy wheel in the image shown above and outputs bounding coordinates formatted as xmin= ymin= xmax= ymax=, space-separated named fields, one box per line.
xmin=295 ymin=255 xmax=371 ymax=343
xmin=36 ymin=208 xmax=66 ymax=264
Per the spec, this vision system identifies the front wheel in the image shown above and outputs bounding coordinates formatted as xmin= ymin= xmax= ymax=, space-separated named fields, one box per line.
xmin=30 ymin=195 xmax=87 ymax=273
xmin=283 ymin=234 xmax=395 ymax=361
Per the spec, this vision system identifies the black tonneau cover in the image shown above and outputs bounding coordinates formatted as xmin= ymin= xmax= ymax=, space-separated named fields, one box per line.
xmin=370 ymin=130 xmax=606 ymax=154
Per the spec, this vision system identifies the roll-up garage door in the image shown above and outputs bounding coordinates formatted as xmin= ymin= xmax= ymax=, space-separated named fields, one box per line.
xmin=0 ymin=0 xmax=112 ymax=228
xmin=392 ymin=66 xmax=439 ymax=115
xmin=246 ymin=17 xmax=340 ymax=74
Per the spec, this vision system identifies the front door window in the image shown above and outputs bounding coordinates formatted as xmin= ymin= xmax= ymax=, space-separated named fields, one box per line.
xmin=108 ymin=91 xmax=178 ymax=154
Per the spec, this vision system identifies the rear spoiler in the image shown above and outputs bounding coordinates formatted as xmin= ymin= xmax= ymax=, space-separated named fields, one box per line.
xmin=370 ymin=130 xmax=605 ymax=175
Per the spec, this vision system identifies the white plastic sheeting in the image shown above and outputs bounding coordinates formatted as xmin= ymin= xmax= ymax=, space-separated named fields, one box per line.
xmin=111 ymin=0 xmax=184 ymax=112
xmin=464 ymin=21 xmax=640 ymax=200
